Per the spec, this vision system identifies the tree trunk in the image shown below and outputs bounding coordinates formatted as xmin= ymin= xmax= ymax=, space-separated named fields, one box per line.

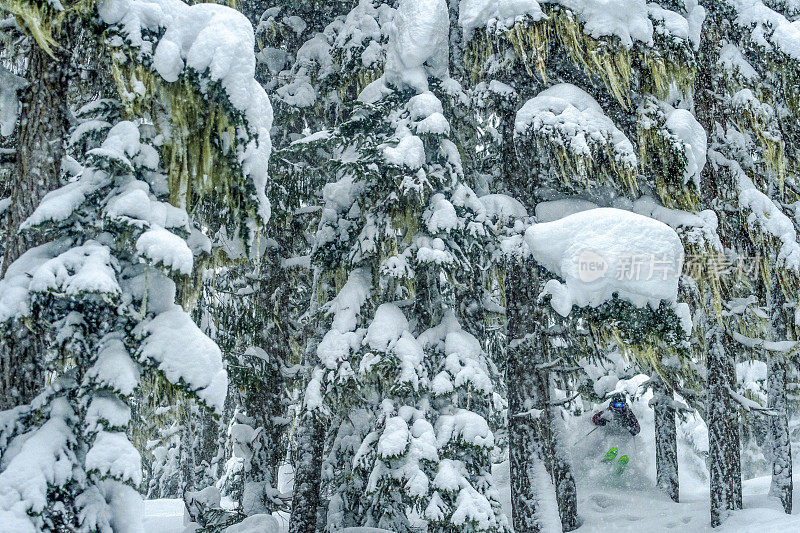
xmin=768 ymin=274 xmax=792 ymax=514
xmin=768 ymin=354 xmax=792 ymax=514
xmin=653 ymin=377 xmax=679 ymax=502
xmin=289 ymin=411 xmax=326 ymax=533
xmin=0 ymin=42 xmax=70 ymax=410
xmin=548 ymin=407 xmax=579 ymax=531
xmin=506 ymin=259 xmax=578 ymax=531
xmin=506 ymin=258 xmax=546 ymax=532
xmin=707 ymin=330 xmax=742 ymax=527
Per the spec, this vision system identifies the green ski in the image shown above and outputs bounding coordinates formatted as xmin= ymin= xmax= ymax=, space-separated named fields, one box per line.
xmin=616 ymin=455 xmax=629 ymax=474
xmin=602 ymin=447 xmax=618 ymax=463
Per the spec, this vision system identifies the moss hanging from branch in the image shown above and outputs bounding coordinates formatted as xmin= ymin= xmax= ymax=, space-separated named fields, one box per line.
xmin=464 ymin=6 xmax=695 ymax=108
xmin=110 ymin=52 xmax=260 ymax=241
xmin=637 ymin=100 xmax=701 ymax=211
xmin=516 ymin=121 xmax=639 ymax=197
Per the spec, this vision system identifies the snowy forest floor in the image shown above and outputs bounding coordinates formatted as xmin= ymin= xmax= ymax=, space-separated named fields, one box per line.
xmin=145 ymin=388 xmax=800 ymax=532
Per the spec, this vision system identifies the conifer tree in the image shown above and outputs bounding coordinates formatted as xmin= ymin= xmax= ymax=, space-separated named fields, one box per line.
xmin=0 ymin=0 xmax=274 ymax=530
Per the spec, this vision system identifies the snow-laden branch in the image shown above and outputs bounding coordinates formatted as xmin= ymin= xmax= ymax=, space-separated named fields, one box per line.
xmin=459 ymin=0 xmax=704 ymax=48
xmin=726 ymin=385 xmax=777 ymax=415
xmin=729 ymin=331 xmax=797 ymax=353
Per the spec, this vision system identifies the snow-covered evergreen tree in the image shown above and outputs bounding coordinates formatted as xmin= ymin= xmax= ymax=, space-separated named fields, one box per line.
xmin=290 ymin=1 xmax=508 ymax=531
xmin=0 ymin=0 xmax=275 ymax=530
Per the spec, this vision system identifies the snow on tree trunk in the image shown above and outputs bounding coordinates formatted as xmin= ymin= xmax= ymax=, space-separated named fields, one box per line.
xmin=768 ymin=274 xmax=793 ymax=514
xmin=0 ymin=39 xmax=70 ymax=411
xmin=707 ymin=330 xmax=742 ymax=527
xmin=652 ymin=377 xmax=679 ymax=503
xmin=505 ymin=258 xmax=548 ymax=532
xmin=547 ymin=401 xmax=578 ymax=531
xmin=289 ymin=411 xmax=326 ymax=533
xmin=767 ymin=353 xmax=793 ymax=514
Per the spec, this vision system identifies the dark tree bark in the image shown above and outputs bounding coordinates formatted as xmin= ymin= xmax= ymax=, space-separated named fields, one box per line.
xmin=0 ymin=41 xmax=70 ymax=410
xmin=289 ymin=411 xmax=326 ymax=533
xmin=652 ymin=377 xmax=679 ymax=502
xmin=707 ymin=330 xmax=742 ymax=528
xmin=547 ymin=410 xmax=579 ymax=531
xmin=506 ymin=259 xmax=578 ymax=531
xmin=767 ymin=353 xmax=793 ymax=514
xmin=506 ymin=258 xmax=546 ymax=532
xmin=768 ymin=274 xmax=793 ymax=514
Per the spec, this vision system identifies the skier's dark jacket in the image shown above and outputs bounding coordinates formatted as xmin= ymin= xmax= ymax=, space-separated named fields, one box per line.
xmin=592 ymin=404 xmax=640 ymax=436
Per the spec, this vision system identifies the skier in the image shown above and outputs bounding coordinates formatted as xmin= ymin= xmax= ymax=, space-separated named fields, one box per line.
xmin=592 ymin=393 xmax=640 ymax=436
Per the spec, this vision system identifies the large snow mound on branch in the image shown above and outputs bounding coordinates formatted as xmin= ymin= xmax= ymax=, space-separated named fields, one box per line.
xmin=97 ymin=0 xmax=273 ymax=222
xmin=525 ymin=208 xmax=684 ymax=316
xmin=384 ymin=0 xmax=449 ymax=90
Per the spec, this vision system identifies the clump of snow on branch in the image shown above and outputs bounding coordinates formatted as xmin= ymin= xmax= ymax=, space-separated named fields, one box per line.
xmin=664 ymin=108 xmax=707 ymax=189
xmin=383 ymin=0 xmax=449 ymax=91
xmin=524 ymin=208 xmax=684 ymax=316
xmin=516 ymin=83 xmax=637 ymax=171
xmin=136 ymin=307 xmax=228 ymax=413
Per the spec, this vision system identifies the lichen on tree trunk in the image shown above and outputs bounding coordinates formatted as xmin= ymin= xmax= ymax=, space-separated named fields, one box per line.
xmin=289 ymin=410 xmax=326 ymax=533
xmin=0 ymin=41 xmax=70 ymax=410
xmin=707 ymin=330 xmax=742 ymax=528
xmin=653 ymin=377 xmax=679 ymax=503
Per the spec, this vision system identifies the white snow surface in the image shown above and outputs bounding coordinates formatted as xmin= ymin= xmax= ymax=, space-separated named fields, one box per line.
xmin=136 ymin=306 xmax=228 ymax=413
xmin=525 ymin=208 xmax=684 ymax=316
xmin=29 ymin=241 xmax=120 ymax=297
xmin=135 ymin=226 xmax=194 ymax=275
xmin=97 ymin=0 xmax=273 ymax=222
xmin=384 ymin=135 xmax=426 ymax=169
xmin=516 ymin=84 xmax=637 ymax=170
xmin=85 ymin=431 xmax=142 ymax=486
xmin=105 ymin=184 xmax=189 ymax=230
xmin=365 ymin=303 xmax=410 ymax=353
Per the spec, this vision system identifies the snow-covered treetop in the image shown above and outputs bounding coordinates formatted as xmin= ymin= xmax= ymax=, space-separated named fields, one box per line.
xmin=523 ymin=208 xmax=685 ymax=317
xmin=98 ymin=0 xmax=274 ymax=222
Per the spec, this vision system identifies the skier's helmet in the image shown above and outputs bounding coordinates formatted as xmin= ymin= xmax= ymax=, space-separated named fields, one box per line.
xmin=609 ymin=393 xmax=626 ymax=410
